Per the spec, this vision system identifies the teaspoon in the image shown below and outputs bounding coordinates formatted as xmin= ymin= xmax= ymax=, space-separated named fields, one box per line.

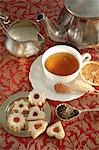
xmin=56 ymin=103 xmax=99 ymax=121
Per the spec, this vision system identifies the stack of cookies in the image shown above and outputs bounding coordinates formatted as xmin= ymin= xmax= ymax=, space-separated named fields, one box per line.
xmin=7 ymin=89 xmax=48 ymax=139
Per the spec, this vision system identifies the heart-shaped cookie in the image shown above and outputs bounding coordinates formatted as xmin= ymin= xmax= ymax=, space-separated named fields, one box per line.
xmin=46 ymin=121 xmax=65 ymax=140
xmin=28 ymin=120 xmax=48 ymax=139
xmin=27 ymin=106 xmax=45 ymax=121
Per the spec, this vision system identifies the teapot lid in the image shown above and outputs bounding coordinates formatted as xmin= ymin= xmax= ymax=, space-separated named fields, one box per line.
xmin=64 ymin=0 xmax=99 ymax=19
xmin=7 ymin=20 xmax=39 ymax=42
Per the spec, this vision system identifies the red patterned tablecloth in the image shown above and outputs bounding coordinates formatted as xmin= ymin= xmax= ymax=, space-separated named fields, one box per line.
xmin=0 ymin=0 xmax=99 ymax=150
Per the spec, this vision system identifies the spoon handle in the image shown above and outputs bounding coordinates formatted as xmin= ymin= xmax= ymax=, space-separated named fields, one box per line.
xmin=81 ymin=107 xmax=99 ymax=113
xmin=72 ymin=89 xmax=99 ymax=95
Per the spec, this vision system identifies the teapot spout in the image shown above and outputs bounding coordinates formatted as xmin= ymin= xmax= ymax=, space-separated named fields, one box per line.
xmin=37 ymin=13 xmax=66 ymax=43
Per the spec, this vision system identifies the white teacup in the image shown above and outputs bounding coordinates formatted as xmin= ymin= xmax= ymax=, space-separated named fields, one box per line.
xmin=42 ymin=45 xmax=91 ymax=87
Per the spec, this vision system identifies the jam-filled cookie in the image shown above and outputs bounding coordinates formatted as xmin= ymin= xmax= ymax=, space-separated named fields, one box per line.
xmin=7 ymin=113 xmax=26 ymax=132
xmin=28 ymin=89 xmax=46 ymax=106
xmin=46 ymin=121 xmax=65 ymax=140
xmin=28 ymin=120 xmax=48 ymax=139
xmin=13 ymin=99 xmax=29 ymax=114
xmin=27 ymin=106 xmax=45 ymax=121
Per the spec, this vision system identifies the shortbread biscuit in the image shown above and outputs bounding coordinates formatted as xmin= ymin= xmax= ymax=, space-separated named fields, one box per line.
xmin=7 ymin=113 xmax=26 ymax=132
xmin=28 ymin=120 xmax=48 ymax=139
xmin=27 ymin=106 xmax=45 ymax=121
xmin=28 ymin=89 xmax=46 ymax=106
xmin=13 ymin=99 xmax=29 ymax=113
xmin=46 ymin=121 xmax=65 ymax=140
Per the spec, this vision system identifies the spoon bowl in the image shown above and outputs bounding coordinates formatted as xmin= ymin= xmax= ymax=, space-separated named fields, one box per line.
xmin=56 ymin=103 xmax=99 ymax=121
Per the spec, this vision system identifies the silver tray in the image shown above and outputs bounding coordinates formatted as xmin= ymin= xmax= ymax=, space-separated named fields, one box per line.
xmin=0 ymin=91 xmax=51 ymax=137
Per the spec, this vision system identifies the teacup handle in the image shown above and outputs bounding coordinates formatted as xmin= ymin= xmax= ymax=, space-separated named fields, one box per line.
xmin=81 ymin=53 xmax=91 ymax=63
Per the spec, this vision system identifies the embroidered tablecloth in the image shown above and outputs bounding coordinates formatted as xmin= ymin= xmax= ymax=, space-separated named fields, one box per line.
xmin=0 ymin=0 xmax=99 ymax=150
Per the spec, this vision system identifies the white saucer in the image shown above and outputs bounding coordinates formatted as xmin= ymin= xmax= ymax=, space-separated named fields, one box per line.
xmin=29 ymin=55 xmax=85 ymax=101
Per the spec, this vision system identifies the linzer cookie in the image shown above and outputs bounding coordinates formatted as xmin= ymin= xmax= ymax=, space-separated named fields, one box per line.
xmin=7 ymin=113 xmax=26 ymax=132
xmin=27 ymin=106 xmax=45 ymax=121
xmin=28 ymin=89 xmax=46 ymax=106
xmin=46 ymin=121 xmax=65 ymax=140
xmin=12 ymin=98 xmax=29 ymax=113
xmin=28 ymin=120 xmax=48 ymax=139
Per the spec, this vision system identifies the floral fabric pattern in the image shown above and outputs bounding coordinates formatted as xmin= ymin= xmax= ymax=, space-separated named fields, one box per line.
xmin=0 ymin=0 xmax=99 ymax=150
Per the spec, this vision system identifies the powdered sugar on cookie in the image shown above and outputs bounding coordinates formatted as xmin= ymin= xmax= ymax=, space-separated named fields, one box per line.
xmin=28 ymin=89 xmax=46 ymax=106
xmin=28 ymin=120 xmax=48 ymax=139
xmin=46 ymin=121 xmax=65 ymax=140
xmin=7 ymin=113 xmax=26 ymax=132
xmin=13 ymin=99 xmax=29 ymax=113
xmin=27 ymin=106 xmax=45 ymax=121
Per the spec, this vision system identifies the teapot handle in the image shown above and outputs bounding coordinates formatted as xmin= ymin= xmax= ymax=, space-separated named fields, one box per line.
xmin=0 ymin=14 xmax=10 ymax=35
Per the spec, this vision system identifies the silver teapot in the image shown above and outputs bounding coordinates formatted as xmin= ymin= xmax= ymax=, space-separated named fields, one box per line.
xmin=37 ymin=0 xmax=99 ymax=48
xmin=0 ymin=15 xmax=45 ymax=57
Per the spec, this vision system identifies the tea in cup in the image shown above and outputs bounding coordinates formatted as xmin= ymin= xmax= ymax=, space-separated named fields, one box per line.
xmin=42 ymin=45 xmax=91 ymax=86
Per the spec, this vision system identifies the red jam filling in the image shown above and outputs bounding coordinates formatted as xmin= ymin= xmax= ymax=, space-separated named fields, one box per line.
xmin=53 ymin=127 xmax=59 ymax=132
xmin=34 ymin=124 xmax=42 ymax=129
xmin=14 ymin=117 xmax=20 ymax=123
xmin=34 ymin=94 xmax=39 ymax=99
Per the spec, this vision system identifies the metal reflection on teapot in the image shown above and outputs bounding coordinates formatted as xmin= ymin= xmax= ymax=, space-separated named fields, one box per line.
xmin=37 ymin=0 xmax=99 ymax=48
